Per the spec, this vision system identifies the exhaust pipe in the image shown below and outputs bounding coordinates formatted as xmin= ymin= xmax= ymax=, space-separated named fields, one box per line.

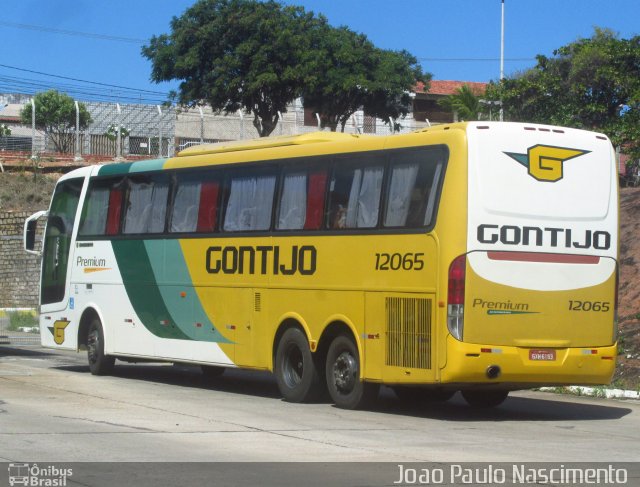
xmin=486 ymin=365 xmax=501 ymax=380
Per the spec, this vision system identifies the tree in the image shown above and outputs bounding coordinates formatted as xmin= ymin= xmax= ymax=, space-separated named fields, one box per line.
xmin=302 ymin=26 xmax=427 ymax=132
xmin=142 ymin=0 xmax=323 ymax=137
xmin=437 ymin=84 xmax=483 ymax=121
xmin=0 ymin=124 xmax=10 ymax=137
xmin=363 ymin=49 xmax=428 ymax=131
xmin=20 ymin=90 xmax=92 ymax=153
xmin=491 ymin=29 xmax=640 ymax=159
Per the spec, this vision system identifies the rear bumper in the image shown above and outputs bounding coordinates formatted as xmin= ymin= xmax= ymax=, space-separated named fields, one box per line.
xmin=441 ymin=335 xmax=617 ymax=386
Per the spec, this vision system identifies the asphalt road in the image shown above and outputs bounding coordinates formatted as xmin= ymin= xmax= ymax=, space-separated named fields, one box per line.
xmin=1 ymin=346 xmax=639 ymax=485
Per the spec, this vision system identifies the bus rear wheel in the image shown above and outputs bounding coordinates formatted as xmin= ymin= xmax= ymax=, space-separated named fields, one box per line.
xmin=462 ymin=389 xmax=509 ymax=408
xmin=326 ymin=334 xmax=378 ymax=409
xmin=275 ymin=327 xmax=323 ymax=403
xmin=87 ymin=318 xmax=114 ymax=376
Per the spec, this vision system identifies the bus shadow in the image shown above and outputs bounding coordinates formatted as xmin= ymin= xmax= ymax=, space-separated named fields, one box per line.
xmin=373 ymin=387 xmax=634 ymax=422
xmin=0 ymin=345 xmax=59 ymax=358
xmin=52 ymin=361 xmax=633 ymax=421
xmin=55 ymin=362 xmax=283 ymax=400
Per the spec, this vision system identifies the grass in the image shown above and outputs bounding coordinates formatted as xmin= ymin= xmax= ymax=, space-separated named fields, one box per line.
xmin=7 ymin=310 xmax=39 ymax=331
xmin=0 ymin=172 xmax=56 ymax=212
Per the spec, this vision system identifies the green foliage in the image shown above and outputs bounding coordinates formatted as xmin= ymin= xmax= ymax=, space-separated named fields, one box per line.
xmin=20 ymin=90 xmax=92 ymax=154
xmin=143 ymin=0 xmax=322 ymax=137
xmin=437 ymin=84 xmax=483 ymax=121
xmin=142 ymin=0 xmax=427 ymax=136
xmin=492 ymin=29 xmax=640 ymax=159
xmin=302 ymin=26 xmax=427 ymax=132
xmin=105 ymin=124 xmax=131 ymax=142
xmin=7 ymin=311 xmax=39 ymax=331
xmin=0 ymin=123 xmax=11 ymax=136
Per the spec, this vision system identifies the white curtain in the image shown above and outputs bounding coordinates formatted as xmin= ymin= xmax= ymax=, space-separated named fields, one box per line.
xmin=79 ymin=186 xmax=109 ymax=235
xmin=278 ymin=172 xmax=307 ymax=230
xmin=345 ymin=166 xmax=383 ymax=228
xmin=385 ymin=163 xmax=419 ymax=227
xmin=424 ymin=163 xmax=443 ymax=226
xmin=224 ymin=175 xmax=276 ymax=231
xmin=123 ymin=181 xmax=168 ymax=234
xmin=171 ymin=180 xmax=201 ymax=233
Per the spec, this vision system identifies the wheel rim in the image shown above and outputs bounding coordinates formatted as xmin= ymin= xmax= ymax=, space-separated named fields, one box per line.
xmin=282 ymin=344 xmax=304 ymax=388
xmin=332 ymin=351 xmax=357 ymax=394
xmin=87 ymin=329 xmax=99 ymax=365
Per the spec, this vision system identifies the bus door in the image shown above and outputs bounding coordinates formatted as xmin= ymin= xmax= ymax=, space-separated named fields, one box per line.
xmin=39 ymin=178 xmax=84 ymax=346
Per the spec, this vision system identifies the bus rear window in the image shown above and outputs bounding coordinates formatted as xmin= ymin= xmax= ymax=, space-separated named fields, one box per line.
xmin=383 ymin=149 xmax=446 ymax=229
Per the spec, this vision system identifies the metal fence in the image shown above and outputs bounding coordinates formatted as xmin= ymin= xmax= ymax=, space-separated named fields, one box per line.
xmin=1 ymin=96 xmax=431 ymax=161
xmin=0 ymin=312 xmax=40 ymax=346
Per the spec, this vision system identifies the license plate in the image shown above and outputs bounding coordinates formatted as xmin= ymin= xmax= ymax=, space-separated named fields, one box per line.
xmin=529 ymin=349 xmax=556 ymax=361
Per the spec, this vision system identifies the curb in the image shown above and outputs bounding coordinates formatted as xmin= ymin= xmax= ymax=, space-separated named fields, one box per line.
xmin=539 ymin=386 xmax=640 ymax=400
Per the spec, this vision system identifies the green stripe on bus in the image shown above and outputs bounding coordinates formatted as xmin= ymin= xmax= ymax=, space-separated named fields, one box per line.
xmin=144 ymin=240 xmax=231 ymax=344
xmin=129 ymin=158 xmax=167 ymax=173
xmin=98 ymin=162 xmax=133 ymax=177
xmin=112 ymin=239 xmax=191 ymax=341
xmin=97 ymin=158 xmax=166 ymax=177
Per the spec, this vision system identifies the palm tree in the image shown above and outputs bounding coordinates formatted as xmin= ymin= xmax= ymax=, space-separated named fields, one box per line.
xmin=438 ymin=84 xmax=482 ymax=121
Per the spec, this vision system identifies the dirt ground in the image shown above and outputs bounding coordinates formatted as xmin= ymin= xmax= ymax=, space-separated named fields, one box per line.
xmin=0 ymin=173 xmax=639 ymax=390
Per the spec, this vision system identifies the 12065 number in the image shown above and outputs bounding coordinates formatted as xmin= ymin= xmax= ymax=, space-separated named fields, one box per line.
xmin=568 ymin=300 xmax=610 ymax=312
xmin=375 ymin=253 xmax=425 ymax=271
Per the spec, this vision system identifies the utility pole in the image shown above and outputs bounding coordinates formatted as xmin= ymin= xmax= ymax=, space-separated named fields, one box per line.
xmin=499 ymin=0 xmax=505 ymax=122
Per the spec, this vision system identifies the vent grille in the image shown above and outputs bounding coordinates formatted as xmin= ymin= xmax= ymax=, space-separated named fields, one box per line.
xmin=385 ymin=297 xmax=432 ymax=369
xmin=254 ymin=292 xmax=262 ymax=312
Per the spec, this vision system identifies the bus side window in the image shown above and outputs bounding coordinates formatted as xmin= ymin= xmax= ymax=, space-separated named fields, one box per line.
xmin=78 ymin=178 xmax=124 ymax=237
xmin=123 ymin=174 xmax=170 ymax=234
xmin=328 ymin=160 xmax=384 ymax=229
xmin=277 ymin=170 xmax=307 ymax=230
xmin=304 ymin=169 xmax=327 ymax=230
xmin=79 ymin=184 xmax=110 ymax=236
xmin=105 ymin=186 xmax=123 ymax=236
xmin=196 ymin=180 xmax=220 ymax=233
xmin=223 ymin=171 xmax=276 ymax=232
xmin=170 ymin=176 xmax=201 ymax=233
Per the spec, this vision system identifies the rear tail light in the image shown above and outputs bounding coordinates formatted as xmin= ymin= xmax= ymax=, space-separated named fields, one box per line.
xmin=447 ymin=254 xmax=466 ymax=341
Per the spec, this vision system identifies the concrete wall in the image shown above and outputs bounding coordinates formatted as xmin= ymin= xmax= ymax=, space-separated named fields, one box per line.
xmin=0 ymin=211 xmax=41 ymax=308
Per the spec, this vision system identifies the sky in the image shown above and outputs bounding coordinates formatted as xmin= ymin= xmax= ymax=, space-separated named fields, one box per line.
xmin=1 ymin=0 xmax=638 ymax=105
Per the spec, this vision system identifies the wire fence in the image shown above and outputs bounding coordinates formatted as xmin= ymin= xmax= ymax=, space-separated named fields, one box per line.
xmin=0 ymin=96 xmax=431 ymax=162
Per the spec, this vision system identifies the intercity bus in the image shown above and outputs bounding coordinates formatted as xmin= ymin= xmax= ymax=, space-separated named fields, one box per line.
xmin=24 ymin=122 xmax=619 ymax=409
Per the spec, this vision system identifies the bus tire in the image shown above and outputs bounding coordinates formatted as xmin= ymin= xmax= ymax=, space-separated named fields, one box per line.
xmin=462 ymin=389 xmax=509 ymax=408
xmin=394 ymin=386 xmax=455 ymax=403
xmin=87 ymin=318 xmax=114 ymax=376
xmin=201 ymin=364 xmax=225 ymax=380
xmin=326 ymin=334 xmax=378 ymax=409
xmin=275 ymin=327 xmax=323 ymax=403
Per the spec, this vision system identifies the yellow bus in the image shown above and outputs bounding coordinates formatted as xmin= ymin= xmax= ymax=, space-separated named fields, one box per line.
xmin=24 ymin=121 xmax=619 ymax=409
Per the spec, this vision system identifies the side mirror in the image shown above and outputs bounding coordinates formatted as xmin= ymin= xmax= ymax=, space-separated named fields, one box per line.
xmin=23 ymin=210 xmax=48 ymax=255
xmin=25 ymin=219 xmax=37 ymax=251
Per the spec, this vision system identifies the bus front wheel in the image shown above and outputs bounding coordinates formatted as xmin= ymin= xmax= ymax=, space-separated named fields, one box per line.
xmin=461 ymin=389 xmax=509 ymax=408
xmin=87 ymin=318 xmax=115 ymax=376
xmin=275 ymin=327 xmax=323 ymax=402
xmin=326 ymin=334 xmax=378 ymax=409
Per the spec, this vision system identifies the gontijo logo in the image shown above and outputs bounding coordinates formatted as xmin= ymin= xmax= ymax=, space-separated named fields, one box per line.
xmin=504 ymin=145 xmax=590 ymax=182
